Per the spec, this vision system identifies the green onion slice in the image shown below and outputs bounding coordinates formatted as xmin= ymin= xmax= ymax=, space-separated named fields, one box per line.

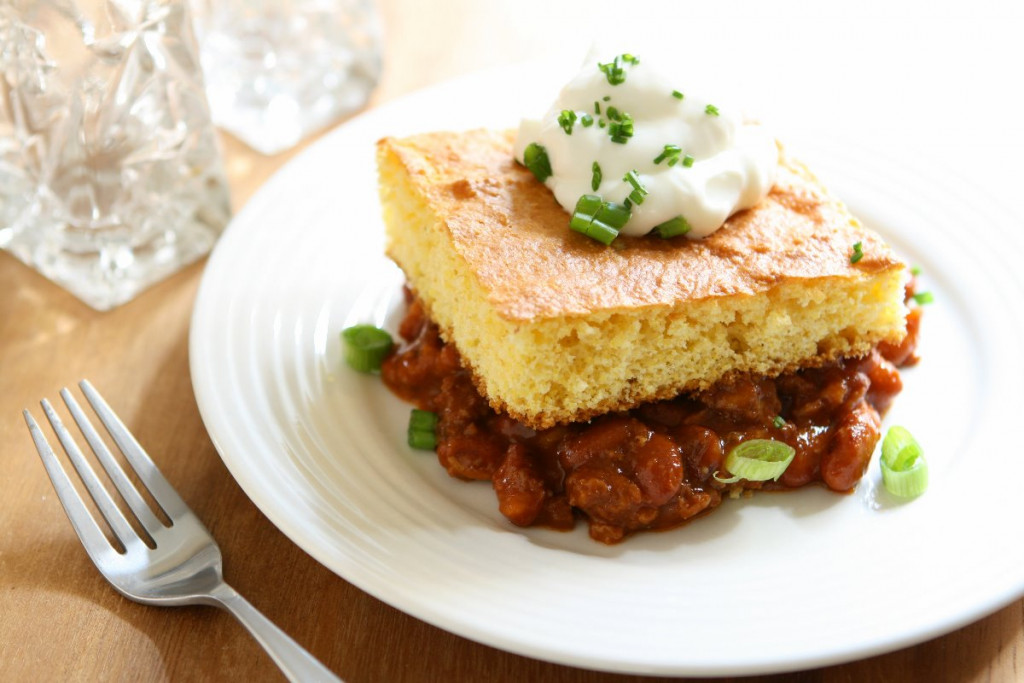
xmin=558 ymin=109 xmax=577 ymax=134
xmin=580 ymin=114 xmax=594 ymax=127
xmin=341 ymin=325 xmax=394 ymax=373
xmin=407 ymin=409 xmax=438 ymax=450
xmin=591 ymin=161 xmax=602 ymax=191
xmin=672 ymin=89 xmax=684 ymax=100
xmin=850 ymin=241 xmax=864 ymax=264
xmin=912 ymin=291 xmax=934 ymax=305
xmin=607 ymin=111 xmax=634 ymax=143
xmin=880 ymin=426 xmax=927 ymax=497
xmin=623 ymin=169 xmax=648 ymax=205
xmin=570 ymin=194 xmax=630 ymax=245
xmin=682 ymin=154 xmax=695 ymax=168
xmin=714 ymin=439 xmax=796 ymax=484
xmin=598 ymin=55 xmax=627 ymax=85
xmin=705 ymin=104 xmax=720 ymax=116
xmin=522 ymin=142 xmax=552 ymax=183
xmin=652 ymin=215 xmax=691 ymax=239
xmin=598 ymin=200 xmax=631 ymax=229
xmin=653 ymin=144 xmax=681 ymax=166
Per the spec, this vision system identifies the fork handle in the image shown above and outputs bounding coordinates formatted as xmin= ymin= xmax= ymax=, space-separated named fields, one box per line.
xmin=210 ymin=583 xmax=343 ymax=682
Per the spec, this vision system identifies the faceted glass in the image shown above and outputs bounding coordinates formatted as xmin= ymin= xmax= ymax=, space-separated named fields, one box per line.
xmin=189 ymin=0 xmax=382 ymax=155
xmin=0 ymin=0 xmax=231 ymax=311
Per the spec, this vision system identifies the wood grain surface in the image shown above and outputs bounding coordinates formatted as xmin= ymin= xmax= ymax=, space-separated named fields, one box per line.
xmin=2 ymin=1 xmax=1021 ymax=681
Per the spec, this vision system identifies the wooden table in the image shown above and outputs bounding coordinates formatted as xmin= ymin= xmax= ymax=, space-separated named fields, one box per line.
xmin=2 ymin=1 xmax=1022 ymax=680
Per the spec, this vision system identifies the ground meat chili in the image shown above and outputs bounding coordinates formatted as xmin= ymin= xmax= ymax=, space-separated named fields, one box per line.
xmin=381 ymin=289 xmax=921 ymax=544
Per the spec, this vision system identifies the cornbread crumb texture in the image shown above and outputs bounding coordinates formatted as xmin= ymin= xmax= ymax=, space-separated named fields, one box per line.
xmin=377 ymin=129 xmax=908 ymax=429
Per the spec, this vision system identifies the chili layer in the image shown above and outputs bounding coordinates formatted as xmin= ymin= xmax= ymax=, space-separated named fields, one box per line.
xmin=382 ymin=290 xmax=921 ymax=544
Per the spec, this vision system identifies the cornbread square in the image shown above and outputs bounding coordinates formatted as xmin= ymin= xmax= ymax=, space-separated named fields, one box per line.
xmin=377 ymin=129 xmax=908 ymax=429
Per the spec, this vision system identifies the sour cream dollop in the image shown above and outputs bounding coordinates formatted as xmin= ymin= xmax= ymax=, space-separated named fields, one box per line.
xmin=514 ymin=54 xmax=778 ymax=239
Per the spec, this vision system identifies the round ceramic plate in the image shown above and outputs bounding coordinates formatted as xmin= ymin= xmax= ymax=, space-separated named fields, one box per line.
xmin=190 ymin=64 xmax=1024 ymax=676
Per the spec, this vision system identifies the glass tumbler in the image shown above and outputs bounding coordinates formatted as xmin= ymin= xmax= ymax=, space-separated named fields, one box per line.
xmin=0 ymin=0 xmax=232 ymax=311
xmin=189 ymin=0 xmax=383 ymax=155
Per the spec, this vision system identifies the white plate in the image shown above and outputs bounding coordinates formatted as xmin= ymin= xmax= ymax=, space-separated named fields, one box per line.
xmin=190 ymin=64 xmax=1024 ymax=676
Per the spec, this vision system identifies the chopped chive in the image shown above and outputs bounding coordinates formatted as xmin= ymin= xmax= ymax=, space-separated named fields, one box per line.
xmin=594 ymin=101 xmax=601 ymax=115
xmin=603 ymin=95 xmax=611 ymax=101
xmin=598 ymin=56 xmax=626 ymax=85
xmin=705 ymin=104 xmax=720 ymax=116
xmin=573 ymin=193 xmax=603 ymax=218
xmin=608 ymin=111 xmax=634 ymax=143
xmin=522 ymin=142 xmax=552 ymax=183
xmin=341 ymin=325 xmax=394 ymax=373
xmin=653 ymin=144 xmax=682 ymax=166
xmin=570 ymin=194 xmax=631 ymax=245
xmin=773 ymin=416 xmax=786 ymax=428
xmin=407 ymin=409 xmax=438 ymax=450
xmin=598 ymin=119 xmax=607 ymax=128
xmin=597 ymin=54 xmax=639 ymax=86
xmin=850 ymin=241 xmax=864 ymax=264
xmin=606 ymin=106 xmax=621 ymax=121
xmin=558 ymin=109 xmax=577 ymax=135
xmin=591 ymin=161 xmax=602 ymax=191
xmin=672 ymin=90 xmax=684 ymax=100
xmin=581 ymin=114 xmax=594 ymax=127
xmin=623 ymin=169 xmax=648 ymax=205
xmin=911 ymin=265 xmax=923 ymax=276
xmin=682 ymin=154 xmax=695 ymax=168
xmin=583 ymin=221 xmax=619 ymax=245
xmin=912 ymin=291 xmax=934 ymax=305
xmin=652 ymin=215 xmax=691 ymax=239
xmin=599 ymin=201 xmax=631 ymax=229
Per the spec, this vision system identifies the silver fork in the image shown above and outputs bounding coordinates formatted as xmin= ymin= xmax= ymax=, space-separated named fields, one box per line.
xmin=24 ymin=380 xmax=342 ymax=683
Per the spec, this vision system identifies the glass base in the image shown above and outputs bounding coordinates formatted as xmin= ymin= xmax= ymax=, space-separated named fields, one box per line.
xmin=2 ymin=213 xmax=223 ymax=311
xmin=0 ymin=0 xmax=233 ymax=311
xmin=194 ymin=2 xmax=382 ymax=155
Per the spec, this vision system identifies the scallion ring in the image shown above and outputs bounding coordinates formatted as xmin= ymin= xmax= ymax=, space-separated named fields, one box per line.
xmin=407 ymin=409 xmax=438 ymax=450
xmin=714 ymin=439 xmax=795 ymax=484
xmin=880 ymin=426 xmax=927 ymax=497
xmin=341 ymin=325 xmax=393 ymax=373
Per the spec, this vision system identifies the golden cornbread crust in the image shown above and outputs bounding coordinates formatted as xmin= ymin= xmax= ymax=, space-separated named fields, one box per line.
xmin=377 ymin=129 xmax=908 ymax=429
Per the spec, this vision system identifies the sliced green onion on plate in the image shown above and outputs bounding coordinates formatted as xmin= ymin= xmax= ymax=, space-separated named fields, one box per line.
xmin=880 ymin=426 xmax=927 ymax=497
xmin=408 ymin=409 xmax=439 ymax=450
xmin=714 ymin=439 xmax=796 ymax=484
xmin=341 ymin=325 xmax=393 ymax=373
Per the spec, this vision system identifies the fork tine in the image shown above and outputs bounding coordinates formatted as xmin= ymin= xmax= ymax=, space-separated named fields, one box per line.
xmin=24 ymin=409 xmax=121 ymax=563
xmin=39 ymin=398 xmax=140 ymax=549
xmin=78 ymin=380 xmax=190 ymax=520
xmin=61 ymin=388 xmax=167 ymax=538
